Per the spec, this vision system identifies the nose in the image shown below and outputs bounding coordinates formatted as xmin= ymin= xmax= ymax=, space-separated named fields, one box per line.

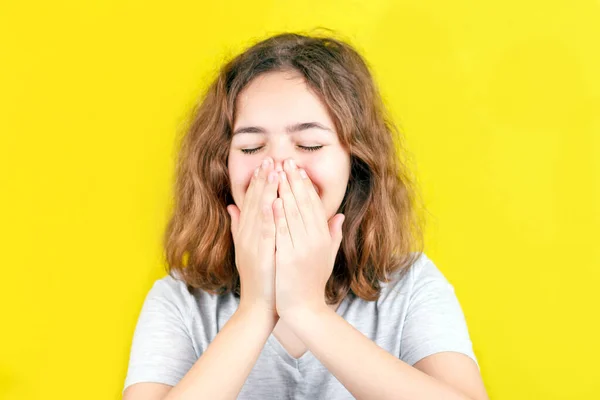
xmin=265 ymin=143 xmax=293 ymax=172
xmin=257 ymin=156 xmax=286 ymax=173
xmin=272 ymin=159 xmax=285 ymax=172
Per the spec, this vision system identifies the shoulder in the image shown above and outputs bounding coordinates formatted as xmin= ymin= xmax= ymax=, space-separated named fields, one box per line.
xmin=379 ymin=252 xmax=447 ymax=297
xmin=381 ymin=253 xmax=478 ymax=367
xmin=123 ymin=271 xmax=203 ymax=393
xmin=141 ymin=270 xmax=204 ymax=322
xmin=375 ymin=252 xmax=469 ymax=324
xmin=145 ymin=270 xmax=235 ymax=321
xmin=148 ymin=270 xmax=192 ymax=302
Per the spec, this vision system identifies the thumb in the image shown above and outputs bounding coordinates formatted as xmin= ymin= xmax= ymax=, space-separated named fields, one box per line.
xmin=226 ymin=205 xmax=240 ymax=238
xmin=328 ymin=213 xmax=345 ymax=262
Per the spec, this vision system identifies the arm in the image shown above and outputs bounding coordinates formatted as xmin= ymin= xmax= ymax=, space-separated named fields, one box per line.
xmin=162 ymin=304 xmax=277 ymax=400
xmin=123 ymin=303 xmax=277 ymax=400
xmin=125 ymin=159 xmax=281 ymax=400
xmin=282 ymin=306 xmax=488 ymax=400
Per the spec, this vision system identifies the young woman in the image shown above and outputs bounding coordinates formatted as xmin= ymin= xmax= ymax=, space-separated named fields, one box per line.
xmin=122 ymin=31 xmax=489 ymax=400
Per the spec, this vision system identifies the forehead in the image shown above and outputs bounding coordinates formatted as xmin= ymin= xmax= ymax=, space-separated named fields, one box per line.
xmin=234 ymin=71 xmax=334 ymax=127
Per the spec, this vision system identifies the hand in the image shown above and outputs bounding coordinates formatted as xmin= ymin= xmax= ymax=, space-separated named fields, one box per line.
xmin=273 ymin=158 xmax=345 ymax=319
xmin=227 ymin=157 xmax=280 ymax=319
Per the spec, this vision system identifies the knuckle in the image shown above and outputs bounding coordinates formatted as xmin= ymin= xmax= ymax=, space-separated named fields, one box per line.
xmin=261 ymin=203 xmax=272 ymax=218
xmin=278 ymin=224 xmax=288 ymax=236
xmin=257 ymin=169 xmax=267 ymax=182
xmin=261 ymin=225 xmax=274 ymax=239
xmin=289 ymin=207 xmax=299 ymax=219
xmin=297 ymin=195 xmax=309 ymax=209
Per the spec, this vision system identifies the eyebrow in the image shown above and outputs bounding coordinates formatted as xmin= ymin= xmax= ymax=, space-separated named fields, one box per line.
xmin=232 ymin=122 xmax=333 ymax=136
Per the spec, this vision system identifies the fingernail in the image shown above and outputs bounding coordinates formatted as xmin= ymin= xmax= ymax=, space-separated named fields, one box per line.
xmin=254 ymin=167 xmax=260 ymax=177
xmin=262 ymin=159 xmax=269 ymax=169
xmin=280 ymin=171 xmax=287 ymax=180
xmin=268 ymin=171 xmax=276 ymax=183
xmin=299 ymin=169 xmax=307 ymax=179
xmin=275 ymin=164 xmax=283 ymax=172
xmin=288 ymin=159 xmax=296 ymax=169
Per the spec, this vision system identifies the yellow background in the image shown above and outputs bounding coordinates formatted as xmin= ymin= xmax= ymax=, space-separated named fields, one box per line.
xmin=1 ymin=1 xmax=598 ymax=399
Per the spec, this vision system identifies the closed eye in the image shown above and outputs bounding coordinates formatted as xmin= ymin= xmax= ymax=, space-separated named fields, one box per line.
xmin=240 ymin=145 xmax=323 ymax=155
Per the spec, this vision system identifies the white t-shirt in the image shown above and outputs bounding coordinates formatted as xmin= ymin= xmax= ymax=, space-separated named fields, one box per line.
xmin=123 ymin=252 xmax=478 ymax=399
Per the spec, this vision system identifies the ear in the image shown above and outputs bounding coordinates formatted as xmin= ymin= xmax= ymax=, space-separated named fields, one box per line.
xmin=327 ymin=213 xmax=345 ymax=261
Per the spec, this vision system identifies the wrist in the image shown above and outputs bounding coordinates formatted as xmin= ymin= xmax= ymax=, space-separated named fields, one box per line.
xmin=279 ymin=301 xmax=329 ymax=321
xmin=237 ymin=301 xmax=279 ymax=327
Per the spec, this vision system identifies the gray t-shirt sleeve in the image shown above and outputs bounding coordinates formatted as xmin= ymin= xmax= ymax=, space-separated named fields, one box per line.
xmin=122 ymin=278 xmax=197 ymax=394
xmin=399 ymin=257 xmax=479 ymax=368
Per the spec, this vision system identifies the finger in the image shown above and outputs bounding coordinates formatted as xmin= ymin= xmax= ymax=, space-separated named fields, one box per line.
xmin=226 ymin=204 xmax=240 ymax=240
xmin=328 ymin=213 xmax=345 ymax=263
xmin=257 ymin=170 xmax=279 ymax=255
xmin=297 ymin=167 xmax=329 ymax=233
xmin=273 ymin=198 xmax=294 ymax=251
xmin=277 ymin=169 xmax=305 ymax=247
xmin=283 ymin=158 xmax=318 ymax=235
xmin=238 ymin=165 xmax=260 ymax=231
xmin=240 ymin=158 xmax=272 ymax=233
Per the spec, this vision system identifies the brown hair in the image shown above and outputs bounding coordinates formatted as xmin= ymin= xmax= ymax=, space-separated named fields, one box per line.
xmin=163 ymin=28 xmax=427 ymax=304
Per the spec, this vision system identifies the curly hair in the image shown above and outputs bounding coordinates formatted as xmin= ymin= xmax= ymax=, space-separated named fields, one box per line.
xmin=163 ymin=28 xmax=428 ymax=305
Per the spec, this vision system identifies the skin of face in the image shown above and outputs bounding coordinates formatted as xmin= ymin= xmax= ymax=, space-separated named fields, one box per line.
xmin=228 ymin=70 xmax=351 ymax=223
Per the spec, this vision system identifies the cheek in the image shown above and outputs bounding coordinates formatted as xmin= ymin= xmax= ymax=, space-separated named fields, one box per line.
xmin=302 ymin=155 xmax=349 ymax=198
xmin=229 ymin=156 xmax=257 ymax=199
xmin=302 ymin=167 xmax=327 ymax=198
